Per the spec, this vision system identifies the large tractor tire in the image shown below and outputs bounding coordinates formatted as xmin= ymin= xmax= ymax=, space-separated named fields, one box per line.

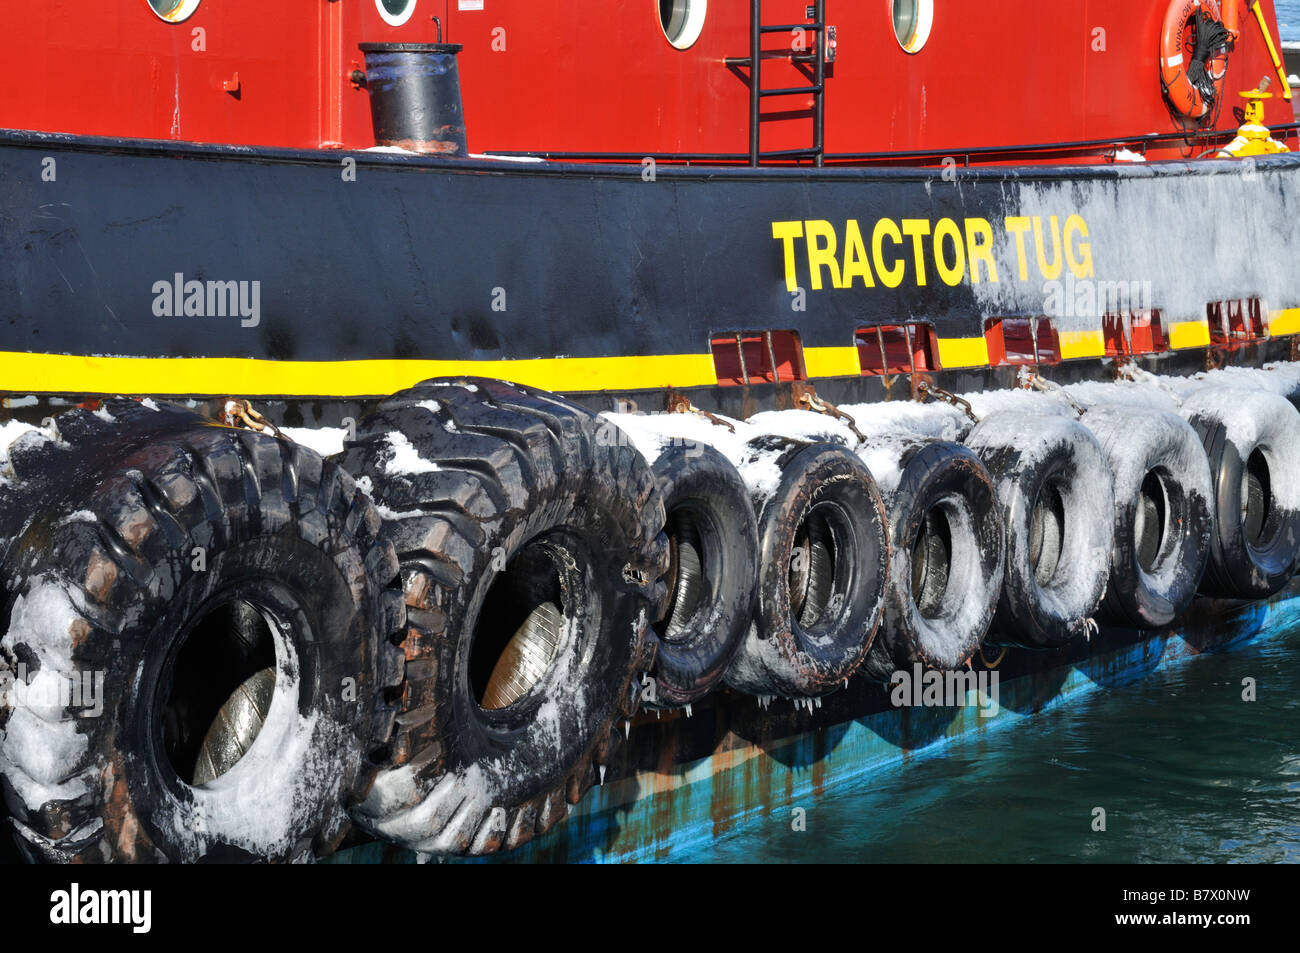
xmin=0 ymin=399 xmax=405 ymax=863
xmin=341 ymin=379 xmax=667 ymax=856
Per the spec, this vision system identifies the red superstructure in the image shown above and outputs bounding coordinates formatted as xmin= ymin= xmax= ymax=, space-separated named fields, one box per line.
xmin=2 ymin=1 xmax=1293 ymax=163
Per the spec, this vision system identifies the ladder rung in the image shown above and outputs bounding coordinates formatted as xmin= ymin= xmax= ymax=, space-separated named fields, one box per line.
xmin=747 ymin=1 xmax=826 ymax=169
xmin=760 ymin=24 xmax=824 ymax=33
xmin=724 ymin=52 xmax=818 ymax=67
xmin=760 ymin=85 xmax=823 ymax=97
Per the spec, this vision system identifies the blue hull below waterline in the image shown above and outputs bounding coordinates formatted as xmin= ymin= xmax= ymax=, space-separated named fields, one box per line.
xmin=331 ymin=578 xmax=1300 ymax=863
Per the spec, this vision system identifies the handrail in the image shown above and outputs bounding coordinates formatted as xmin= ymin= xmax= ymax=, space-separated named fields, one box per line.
xmin=488 ymin=122 xmax=1300 ymax=167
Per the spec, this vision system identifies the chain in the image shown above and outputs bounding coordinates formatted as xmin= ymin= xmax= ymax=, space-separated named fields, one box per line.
xmin=223 ymin=399 xmax=281 ymax=438
xmin=1115 ymin=363 xmax=1184 ymax=406
xmin=978 ymin=643 xmax=1009 ymax=669
xmin=1019 ymin=370 xmax=1088 ymax=416
xmin=666 ymin=394 xmax=736 ymax=433
xmin=792 ymin=385 xmax=866 ymax=443
xmin=914 ymin=380 xmax=979 ymax=424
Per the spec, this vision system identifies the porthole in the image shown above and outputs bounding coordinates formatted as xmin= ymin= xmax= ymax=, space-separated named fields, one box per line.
xmin=890 ymin=0 xmax=933 ymax=54
xmin=659 ymin=0 xmax=707 ymax=50
xmin=377 ymin=0 xmax=418 ymax=28
xmin=146 ymin=0 xmax=202 ymax=23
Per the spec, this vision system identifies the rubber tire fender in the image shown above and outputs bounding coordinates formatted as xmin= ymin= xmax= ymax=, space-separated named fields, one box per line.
xmin=966 ymin=412 xmax=1114 ymax=647
xmin=861 ymin=441 xmax=1004 ymax=681
xmin=341 ymin=378 xmax=667 ymax=856
xmin=0 ymin=400 xmax=404 ymax=863
xmin=724 ymin=442 xmax=888 ymax=698
xmin=1081 ymin=405 xmax=1213 ymax=629
xmin=1181 ymin=388 xmax=1300 ymax=599
xmin=647 ymin=443 xmax=759 ymax=707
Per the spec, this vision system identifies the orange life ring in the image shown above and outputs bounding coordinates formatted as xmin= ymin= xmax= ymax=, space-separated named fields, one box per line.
xmin=1160 ymin=0 xmax=1227 ymax=118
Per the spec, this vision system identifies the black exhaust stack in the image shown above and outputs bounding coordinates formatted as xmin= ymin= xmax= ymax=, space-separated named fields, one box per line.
xmin=359 ymin=26 xmax=467 ymax=156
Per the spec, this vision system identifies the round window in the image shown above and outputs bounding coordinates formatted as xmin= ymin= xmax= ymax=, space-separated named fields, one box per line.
xmin=891 ymin=0 xmax=934 ymax=54
xmin=146 ymin=0 xmax=202 ymax=23
xmin=659 ymin=0 xmax=708 ymax=50
xmin=377 ymin=0 xmax=418 ymax=27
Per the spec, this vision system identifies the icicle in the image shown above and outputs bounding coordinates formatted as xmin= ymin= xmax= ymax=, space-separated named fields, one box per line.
xmin=598 ymin=764 xmax=606 ymax=785
xmin=685 ymin=704 xmax=693 ymax=718
xmin=623 ymin=719 xmax=631 ymax=738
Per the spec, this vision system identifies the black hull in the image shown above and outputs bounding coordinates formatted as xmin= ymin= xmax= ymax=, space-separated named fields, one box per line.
xmin=1 ymin=129 xmax=1298 ymax=405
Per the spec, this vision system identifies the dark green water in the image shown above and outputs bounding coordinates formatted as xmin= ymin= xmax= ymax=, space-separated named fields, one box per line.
xmin=685 ymin=624 xmax=1300 ymax=863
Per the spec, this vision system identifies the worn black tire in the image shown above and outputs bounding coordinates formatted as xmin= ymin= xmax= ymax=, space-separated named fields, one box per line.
xmin=1082 ymin=406 xmax=1213 ymax=629
xmin=861 ymin=441 xmax=1003 ymax=681
xmin=0 ymin=399 xmax=404 ymax=863
xmin=647 ymin=443 xmax=758 ymax=707
xmin=1282 ymin=378 xmax=1300 ymax=415
xmin=341 ymin=378 xmax=666 ymax=856
xmin=966 ymin=412 xmax=1114 ymax=647
xmin=1182 ymin=389 xmax=1300 ymax=599
xmin=725 ymin=442 xmax=888 ymax=698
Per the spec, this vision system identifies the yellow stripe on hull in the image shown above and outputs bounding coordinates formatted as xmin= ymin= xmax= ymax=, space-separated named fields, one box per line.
xmin=935 ymin=337 xmax=989 ymax=369
xmin=1058 ymin=330 xmax=1106 ymax=360
xmin=802 ymin=346 xmax=862 ymax=379
xmin=0 ymin=351 xmax=719 ymax=398
xmin=1270 ymin=308 xmax=1300 ymax=336
xmin=1167 ymin=319 xmax=1210 ymax=349
xmin=0 ymin=315 xmax=1269 ymax=400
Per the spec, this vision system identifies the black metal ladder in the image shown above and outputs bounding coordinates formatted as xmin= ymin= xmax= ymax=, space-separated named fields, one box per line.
xmin=727 ymin=0 xmax=827 ymax=167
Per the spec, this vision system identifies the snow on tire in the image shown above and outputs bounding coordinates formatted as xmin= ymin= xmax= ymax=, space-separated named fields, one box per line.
xmin=966 ymin=411 xmax=1114 ymax=647
xmin=1180 ymin=388 xmax=1300 ymax=599
xmin=1081 ymin=405 xmax=1213 ymax=629
xmin=0 ymin=400 xmax=405 ymax=863
xmin=724 ymin=442 xmax=889 ymax=698
xmin=646 ymin=443 xmax=758 ymax=707
xmin=341 ymin=378 xmax=667 ymax=856
xmin=860 ymin=441 xmax=1004 ymax=681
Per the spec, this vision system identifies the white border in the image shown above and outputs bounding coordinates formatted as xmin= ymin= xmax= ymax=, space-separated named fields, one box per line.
xmin=147 ymin=0 xmax=202 ymax=23
xmin=660 ymin=0 xmax=708 ymax=51
xmin=890 ymin=0 xmax=934 ymax=54
xmin=376 ymin=0 xmax=418 ymax=28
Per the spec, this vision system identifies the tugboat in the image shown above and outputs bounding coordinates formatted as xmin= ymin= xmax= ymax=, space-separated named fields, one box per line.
xmin=1 ymin=0 xmax=1299 ymax=863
